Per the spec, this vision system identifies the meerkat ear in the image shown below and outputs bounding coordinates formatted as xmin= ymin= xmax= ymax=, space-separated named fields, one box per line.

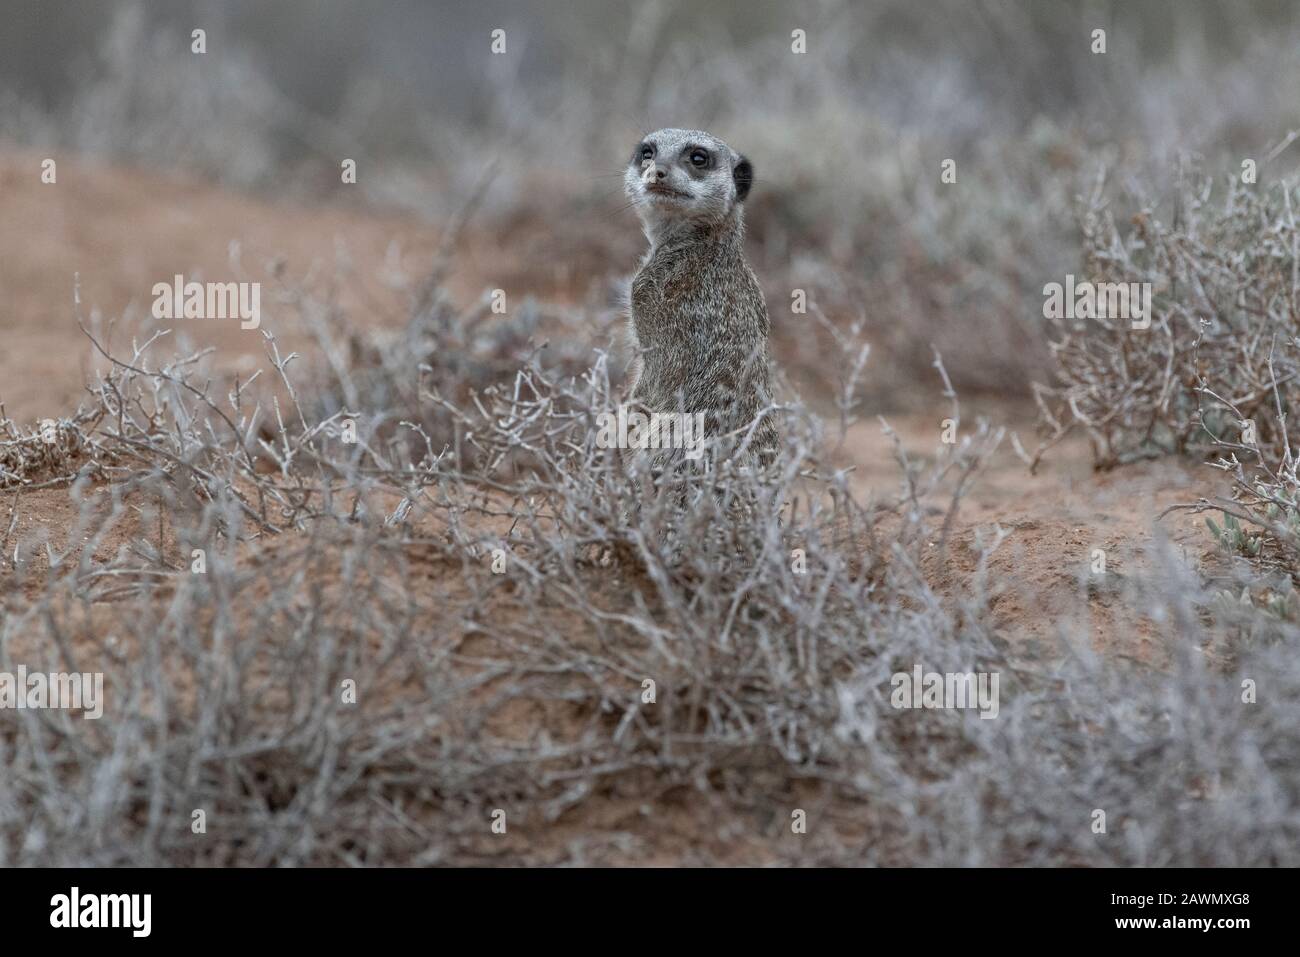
xmin=733 ymin=155 xmax=753 ymax=202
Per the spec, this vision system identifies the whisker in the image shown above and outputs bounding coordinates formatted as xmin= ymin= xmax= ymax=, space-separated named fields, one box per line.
xmin=596 ymin=197 xmax=648 ymax=225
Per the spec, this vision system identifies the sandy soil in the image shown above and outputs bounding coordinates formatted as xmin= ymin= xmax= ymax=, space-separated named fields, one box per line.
xmin=840 ymin=414 xmax=1221 ymax=659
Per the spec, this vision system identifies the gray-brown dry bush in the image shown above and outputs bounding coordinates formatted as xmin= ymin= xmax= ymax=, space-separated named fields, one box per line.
xmin=1038 ymin=164 xmax=1300 ymax=588
xmin=2 ymin=251 xmax=1299 ymax=865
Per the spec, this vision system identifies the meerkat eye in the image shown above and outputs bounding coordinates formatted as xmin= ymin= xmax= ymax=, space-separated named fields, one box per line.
xmin=689 ymin=150 xmax=709 ymax=168
xmin=639 ymin=145 xmax=654 ymax=162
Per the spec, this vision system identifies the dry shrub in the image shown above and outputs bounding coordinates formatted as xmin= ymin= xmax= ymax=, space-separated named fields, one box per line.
xmin=1035 ymin=164 xmax=1300 ymax=589
xmin=1 ymin=415 xmax=96 ymax=492
xmin=1 ymin=247 xmax=1298 ymax=866
xmin=1037 ymin=169 xmax=1298 ymax=462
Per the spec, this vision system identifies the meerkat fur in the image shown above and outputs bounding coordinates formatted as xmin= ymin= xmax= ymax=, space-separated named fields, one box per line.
xmin=621 ymin=127 xmax=778 ymax=486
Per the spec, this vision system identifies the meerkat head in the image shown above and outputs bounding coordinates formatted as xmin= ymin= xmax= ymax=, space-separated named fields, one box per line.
xmin=624 ymin=128 xmax=753 ymax=242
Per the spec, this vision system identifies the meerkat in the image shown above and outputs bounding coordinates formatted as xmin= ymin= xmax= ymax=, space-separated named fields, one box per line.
xmin=621 ymin=128 xmax=778 ymax=483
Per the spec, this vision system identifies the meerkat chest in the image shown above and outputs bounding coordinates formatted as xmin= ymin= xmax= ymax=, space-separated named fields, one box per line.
xmin=630 ymin=250 xmax=714 ymax=339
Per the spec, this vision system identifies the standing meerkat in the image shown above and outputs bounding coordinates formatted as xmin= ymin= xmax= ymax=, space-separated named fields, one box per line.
xmin=621 ymin=128 xmax=778 ymax=479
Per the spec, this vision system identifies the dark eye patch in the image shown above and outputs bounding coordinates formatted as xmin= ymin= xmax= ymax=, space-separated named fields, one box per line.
xmin=685 ymin=147 xmax=711 ymax=169
xmin=634 ymin=143 xmax=655 ymax=165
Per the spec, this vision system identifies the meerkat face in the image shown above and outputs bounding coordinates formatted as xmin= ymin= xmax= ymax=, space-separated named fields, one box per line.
xmin=624 ymin=128 xmax=753 ymax=239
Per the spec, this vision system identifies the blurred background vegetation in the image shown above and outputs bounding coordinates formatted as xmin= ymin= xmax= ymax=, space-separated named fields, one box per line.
xmin=5 ymin=0 xmax=1300 ymax=400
